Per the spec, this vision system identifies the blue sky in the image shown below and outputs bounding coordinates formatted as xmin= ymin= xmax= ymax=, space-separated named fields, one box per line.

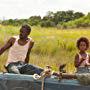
xmin=0 ymin=0 xmax=90 ymax=19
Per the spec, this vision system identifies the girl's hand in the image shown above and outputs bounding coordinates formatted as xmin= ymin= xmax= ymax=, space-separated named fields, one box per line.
xmin=85 ymin=63 xmax=90 ymax=67
xmin=81 ymin=57 xmax=85 ymax=62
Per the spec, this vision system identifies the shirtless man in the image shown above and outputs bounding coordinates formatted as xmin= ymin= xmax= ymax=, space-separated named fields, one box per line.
xmin=0 ymin=24 xmax=43 ymax=75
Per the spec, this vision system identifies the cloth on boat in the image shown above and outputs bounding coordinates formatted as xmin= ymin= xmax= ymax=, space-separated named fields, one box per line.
xmin=76 ymin=66 xmax=90 ymax=73
xmin=76 ymin=73 xmax=90 ymax=85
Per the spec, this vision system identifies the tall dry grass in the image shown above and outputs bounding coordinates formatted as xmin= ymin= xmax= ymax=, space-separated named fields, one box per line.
xmin=0 ymin=25 xmax=90 ymax=73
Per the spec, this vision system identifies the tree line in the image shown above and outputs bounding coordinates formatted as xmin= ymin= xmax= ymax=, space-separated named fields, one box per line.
xmin=1 ymin=10 xmax=90 ymax=28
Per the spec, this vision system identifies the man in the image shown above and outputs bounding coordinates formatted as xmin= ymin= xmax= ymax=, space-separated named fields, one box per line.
xmin=0 ymin=24 xmax=43 ymax=75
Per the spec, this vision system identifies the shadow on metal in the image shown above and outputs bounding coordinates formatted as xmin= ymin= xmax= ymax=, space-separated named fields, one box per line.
xmin=0 ymin=73 xmax=90 ymax=90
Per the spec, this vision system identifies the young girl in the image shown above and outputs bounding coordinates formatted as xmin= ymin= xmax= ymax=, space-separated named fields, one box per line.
xmin=74 ymin=37 xmax=90 ymax=73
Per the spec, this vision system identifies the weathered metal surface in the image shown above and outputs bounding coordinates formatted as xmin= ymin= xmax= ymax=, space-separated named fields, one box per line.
xmin=0 ymin=73 xmax=90 ymax=90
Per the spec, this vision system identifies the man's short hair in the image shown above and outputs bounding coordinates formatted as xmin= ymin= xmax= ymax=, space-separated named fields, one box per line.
xmin=21 ymin=24 xmax=31 ymax=33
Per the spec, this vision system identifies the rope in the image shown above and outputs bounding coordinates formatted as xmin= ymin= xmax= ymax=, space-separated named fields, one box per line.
xmin=33 ymin=66 xmax=52 ymax=90
xmin=33 ymin=73 xmax=46 ymax=90
xmin=41 ymin=77 xmax=45 ymax=90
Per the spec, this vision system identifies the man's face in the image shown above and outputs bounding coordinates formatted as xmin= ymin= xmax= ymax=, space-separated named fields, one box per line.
xmin=19 ymin=27 xmax=30 ymax=39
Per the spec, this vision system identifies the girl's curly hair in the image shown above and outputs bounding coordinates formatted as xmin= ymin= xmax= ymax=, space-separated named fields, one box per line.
xmin=77 ymin=37 xmax=89 ymax=50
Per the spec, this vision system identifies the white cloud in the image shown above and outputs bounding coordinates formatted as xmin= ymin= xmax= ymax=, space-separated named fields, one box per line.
xmin=37 ymin=0 xmax=46 ymax=4
xmin=0 ymin=0 xmax=90 ymax=19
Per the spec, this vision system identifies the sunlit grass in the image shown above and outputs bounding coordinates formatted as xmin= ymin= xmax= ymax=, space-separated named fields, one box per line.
xmin=0 ymin=25 xmax=90 ymax=73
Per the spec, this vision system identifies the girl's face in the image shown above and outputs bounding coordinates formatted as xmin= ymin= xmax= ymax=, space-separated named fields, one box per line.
xmin=79 ymin=41 xmax=87 ymax=51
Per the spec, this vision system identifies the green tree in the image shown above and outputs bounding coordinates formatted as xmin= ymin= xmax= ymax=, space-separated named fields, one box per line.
xmin=28 ymin=16 xmax=41 ymax=26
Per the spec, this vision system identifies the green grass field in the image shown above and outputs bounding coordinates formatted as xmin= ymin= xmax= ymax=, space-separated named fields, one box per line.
xmin=0 ymin=25 xmax=90 ymax=73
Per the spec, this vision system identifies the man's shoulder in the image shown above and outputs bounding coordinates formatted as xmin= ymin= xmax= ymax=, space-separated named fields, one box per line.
xmin=8 ymin=36 xmax=18 ymax=44
xmin=12 ymin=35 xmax=19 ymax=39
xmin=28 ymin=37 xmax=34 ymax=43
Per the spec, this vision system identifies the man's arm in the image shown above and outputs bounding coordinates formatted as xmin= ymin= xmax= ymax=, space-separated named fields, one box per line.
xmin=0 ymin=37 xmax=15 ymax=55
xmin=25 ymin=39 xmax=34 ymax=63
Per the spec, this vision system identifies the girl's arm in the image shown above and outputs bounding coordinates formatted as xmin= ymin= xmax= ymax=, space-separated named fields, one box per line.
xmin=85 ymin=54 xmax=90 ymax=66
xmin=74 ymin=54 xmax=85 ymax=67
